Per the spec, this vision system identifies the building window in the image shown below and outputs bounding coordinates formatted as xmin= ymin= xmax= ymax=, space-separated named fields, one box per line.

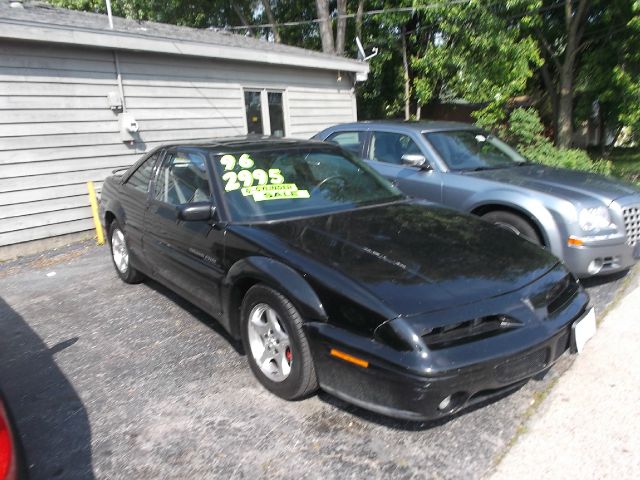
xmin=268 ymin=92 xmax=285 ymax=137
xmin=244 ymin=90 xmax=263 ymax=134
xmin=244 ymin=89 xmax=286 ymax=136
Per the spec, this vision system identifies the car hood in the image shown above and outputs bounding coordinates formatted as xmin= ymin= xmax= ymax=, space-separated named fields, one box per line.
xmin=246 ymin=202 xmax=559 ymax=316
xmin=467 ymin=165 xmax=638 ymax=205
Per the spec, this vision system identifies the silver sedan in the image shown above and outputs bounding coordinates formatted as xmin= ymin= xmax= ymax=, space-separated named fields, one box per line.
xmin=315 ymin=121 xmax=640 ymax=277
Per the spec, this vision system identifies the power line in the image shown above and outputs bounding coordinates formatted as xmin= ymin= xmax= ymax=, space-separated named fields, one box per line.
xmin=223 ymin=0 xmax=472 ymax=31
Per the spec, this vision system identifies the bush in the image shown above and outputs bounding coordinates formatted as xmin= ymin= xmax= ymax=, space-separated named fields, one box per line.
xmin=518 ymin=143 xmax=612 ymax=175
xmin=507 ymin=108 xmax=544 ymax=145
xmin=506 ymin=108 xmax=612 ymax=176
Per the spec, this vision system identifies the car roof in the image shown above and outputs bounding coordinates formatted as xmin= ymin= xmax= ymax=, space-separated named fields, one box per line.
xmin=328 ymin=120 xmax=480 ymax=133
xmin=156 ymin=136 xmax=331 ymax=153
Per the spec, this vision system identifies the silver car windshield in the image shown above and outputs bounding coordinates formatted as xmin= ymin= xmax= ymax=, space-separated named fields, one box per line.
xmin=424 ymin=130 xmax=528 ymax=171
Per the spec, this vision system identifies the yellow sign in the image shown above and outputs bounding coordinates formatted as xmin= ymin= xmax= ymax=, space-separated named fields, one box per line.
xmin=241 ymin=184 xmax=310 ymax=202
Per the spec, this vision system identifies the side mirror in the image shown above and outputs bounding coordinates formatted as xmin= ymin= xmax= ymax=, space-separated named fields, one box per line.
xmin=177 ymin=202 xmax=216 ymax=222
xmin=401 ymin=153 xmax=431 ymax=170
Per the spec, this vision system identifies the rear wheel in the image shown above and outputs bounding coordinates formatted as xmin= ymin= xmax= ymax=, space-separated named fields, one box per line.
xmin=108 ymin=220 xmax=144 ymax=284
xmin=481 ymin=210 xmax=542 ymax=246
xmin=240 ymin=284 xmax=318 ymax=400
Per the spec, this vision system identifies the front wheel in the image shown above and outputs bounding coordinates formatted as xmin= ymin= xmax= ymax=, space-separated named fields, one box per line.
xmin=108 ymin=220 xmax=144 ymax=284
xmin=240 ymin=284 xmax=318 ymax=400
xmin=481 ymin=210 xmax=543 ymax=246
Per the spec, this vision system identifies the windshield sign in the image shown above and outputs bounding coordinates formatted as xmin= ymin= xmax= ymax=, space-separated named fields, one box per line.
xmin=211 ymin=147 xmax=403 ymax=221
xmin=424 ymin=130 xmax=527 ymax=171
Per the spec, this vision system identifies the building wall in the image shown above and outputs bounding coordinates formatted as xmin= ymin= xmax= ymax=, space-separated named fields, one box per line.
xmin=0 ymin=40 xmax=357 ymax=256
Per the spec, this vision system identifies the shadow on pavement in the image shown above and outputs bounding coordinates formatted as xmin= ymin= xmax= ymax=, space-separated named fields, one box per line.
xmin=0 ymin=297 xmax=94 ymax=480
xmin=144 ymin=278 xmax=244 ymax=355
xmin=580 ymin=269 xmax=629 ymax=288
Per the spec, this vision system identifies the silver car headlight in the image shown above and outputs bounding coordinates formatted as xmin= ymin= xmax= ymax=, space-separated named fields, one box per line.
xmin=578 ymin=206 xmax=613 ymax=232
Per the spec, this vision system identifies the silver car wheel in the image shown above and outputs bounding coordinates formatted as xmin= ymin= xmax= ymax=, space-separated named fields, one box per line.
xmin=247 ymin=303 xmax=292 ymax=382
xmin=111 ymin=228 xmax=129 ymax=274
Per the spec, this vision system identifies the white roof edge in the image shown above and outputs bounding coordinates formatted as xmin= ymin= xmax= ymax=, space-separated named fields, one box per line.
xmin=0 ymin=19 xmax=369 ymax=74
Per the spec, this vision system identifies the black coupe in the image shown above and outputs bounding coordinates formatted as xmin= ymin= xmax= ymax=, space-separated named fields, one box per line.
xmin=99 ymin=138 xmax=593 ymax=420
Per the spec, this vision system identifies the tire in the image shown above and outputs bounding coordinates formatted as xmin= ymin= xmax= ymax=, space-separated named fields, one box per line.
xmin=108 ymin=220 xmax=144 ymax=284
xmin=481 ymin=210 xmax=543 ymax=246
xmin=240 ymin=284 xmax=318 ymax=400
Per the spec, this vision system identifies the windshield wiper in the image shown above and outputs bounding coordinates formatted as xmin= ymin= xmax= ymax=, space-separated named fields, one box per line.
xmin=466 ymin=166 xmax=505 ymax=172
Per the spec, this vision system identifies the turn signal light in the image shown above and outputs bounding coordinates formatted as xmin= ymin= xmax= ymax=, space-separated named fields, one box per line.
xmin=330 ymin=349 xmax=369 ymax=368
xmin=567 ymin=236 xmax=584 ymax=247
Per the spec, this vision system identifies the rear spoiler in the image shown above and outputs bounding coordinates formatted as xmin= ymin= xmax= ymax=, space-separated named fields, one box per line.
xmin=112 ymin=167 xmax=129 ymax=175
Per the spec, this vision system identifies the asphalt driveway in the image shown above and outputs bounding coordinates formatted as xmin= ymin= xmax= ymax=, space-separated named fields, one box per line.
xmin=0 ymin=241 xmax=632 ymax=479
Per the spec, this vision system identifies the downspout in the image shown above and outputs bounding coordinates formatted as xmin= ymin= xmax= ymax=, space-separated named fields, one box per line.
xmin=113 ymin=52 xmax=127 ymax=112
xmin=105 ymin=0 xmax=126 ymax=112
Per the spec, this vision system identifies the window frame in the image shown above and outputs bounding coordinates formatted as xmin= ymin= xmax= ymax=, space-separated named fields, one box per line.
xmin=325 ymin=130 xmax=369 ymax=158
xmin=150 ymin=147 xmax=215 ymax=207
xmin=367 ymin=130 xmax=424 ymax=166
xmin=123 ymin=149 xmax=164 ymax=195
xmin=242 ymin=88 xmax=288 ymax=137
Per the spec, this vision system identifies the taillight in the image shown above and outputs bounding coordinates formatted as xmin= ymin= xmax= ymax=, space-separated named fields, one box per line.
xmin=0 ymin=400 xmax=16 ymax=480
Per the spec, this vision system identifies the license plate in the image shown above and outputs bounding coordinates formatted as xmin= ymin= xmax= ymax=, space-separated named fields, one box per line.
xmin=571 ymin=307 xmax=596 ymax=354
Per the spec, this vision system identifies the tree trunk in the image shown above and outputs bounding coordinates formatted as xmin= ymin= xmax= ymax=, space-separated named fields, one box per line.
xmin=356 ymin=0 xmax=364 ymax=41
xmin=335 ymin=0 xmax=347 ymax=55
xmin=401 ymin=26 xmax=411 ymax=120
xmin=316 ymin=0 xmax=335 ymax=54
xmin=556 ymin=0 xmax=589 ymax=148
xmin=261 ymin=0 xmax=280 ymax=43
xmin=540 ymin=58 xmax=558 ymax=138
xmin=557 ymin=67 xmax=574 ymax=148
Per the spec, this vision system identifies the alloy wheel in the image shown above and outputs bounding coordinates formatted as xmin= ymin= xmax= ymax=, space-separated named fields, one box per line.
xmin=247 ymin=303 xmax=292 ymax=382
xmin=111 ymin=228 xmax=129 ymax=274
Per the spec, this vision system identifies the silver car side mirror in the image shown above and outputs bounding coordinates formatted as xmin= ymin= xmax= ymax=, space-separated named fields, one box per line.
xmin=401 ymin=154 xmax=431 ymax=170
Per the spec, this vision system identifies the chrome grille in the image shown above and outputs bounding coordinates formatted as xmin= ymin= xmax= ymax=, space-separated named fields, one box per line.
xmin=623 ymin=205 xmax=640 ymax=246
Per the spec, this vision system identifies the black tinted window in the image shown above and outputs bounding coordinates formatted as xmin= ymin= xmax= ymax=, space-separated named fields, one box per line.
xmin=326 ymin=131 xmax=365 ymax=156
xmin=370 ymin=132 xmax=421 ymax=165
xmin=126 ymin=152 xmax=159 ymax=193
xmin=154 ymin=149 xmax=211 ymax=205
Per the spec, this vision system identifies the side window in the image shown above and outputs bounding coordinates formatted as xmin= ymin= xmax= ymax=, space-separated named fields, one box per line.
xmin=126 ymin=152 xmax=160 ymax=193
xmin=326 ymin=131 xmax=366 ymax=156
xmin=154 ymin=149 xmax=212 ymax=206
xmin=370 ymin=132 xmax=421 ymax=165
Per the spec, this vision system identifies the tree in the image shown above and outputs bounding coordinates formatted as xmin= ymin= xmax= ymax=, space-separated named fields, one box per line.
xmin=315 ymin=0 xmax=348 ymax=55
xmin=406 ymin=1 xmax=542 ymax=125
xmin=534 ymin=0 xmax=590 ymax=147
xmin=261 ymin=0 xmax=281 ymax=42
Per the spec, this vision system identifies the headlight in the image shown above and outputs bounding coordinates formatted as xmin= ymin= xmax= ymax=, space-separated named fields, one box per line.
xmin=578 ymin=206 xmax=613 ymax=232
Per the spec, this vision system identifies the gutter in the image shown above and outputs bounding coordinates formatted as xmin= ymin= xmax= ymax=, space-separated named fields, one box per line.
xmin=0 ymin=17 xmax=370 ymax=76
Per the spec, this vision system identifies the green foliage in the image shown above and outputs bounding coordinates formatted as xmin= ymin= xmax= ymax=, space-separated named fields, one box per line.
xmin=506 ymin=108 xmax=544 ymax=145
xmin=506 ymin=108 xmax=612 ymax=175
xmin=609 ymin=149 xmax=640 ymax=186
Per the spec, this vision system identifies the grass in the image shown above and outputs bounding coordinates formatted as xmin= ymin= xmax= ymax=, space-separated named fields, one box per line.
xmin=608 ymin=148 xmax=640 ymax=186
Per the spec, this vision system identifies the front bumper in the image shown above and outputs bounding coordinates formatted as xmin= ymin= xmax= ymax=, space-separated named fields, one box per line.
xmin=305 ymin=283 xmax=590 ymax=421
xmin=562 ymin=234 xmax=638 ymax=278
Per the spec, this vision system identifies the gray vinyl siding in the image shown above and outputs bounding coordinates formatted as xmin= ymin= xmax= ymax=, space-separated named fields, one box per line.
xmin=0 ymin=40 xmax=356 ymax=250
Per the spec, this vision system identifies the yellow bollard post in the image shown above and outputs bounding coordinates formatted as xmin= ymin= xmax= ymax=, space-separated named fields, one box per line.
xmin=87 ymin=181 xmax=105 ymax=245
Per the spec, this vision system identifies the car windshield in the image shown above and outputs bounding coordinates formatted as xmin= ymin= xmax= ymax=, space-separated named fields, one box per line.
xmin=424 ymin=130 xmax=527 ymax=171
xmin=210 ymin=146 xmax=404 ymax=222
